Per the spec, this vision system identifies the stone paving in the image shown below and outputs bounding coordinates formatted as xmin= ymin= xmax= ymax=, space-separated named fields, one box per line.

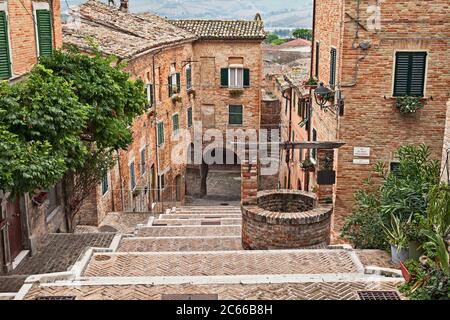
xmin=83 ymin=250 xmax=360 ymax=277
xmin=15 ymin=205 xmax=404 ymax=300
xmin=118 ymin=236 xmax=243 ymax=252
xmin=154 ymin=218 xmax=242 ymax=226
xmin=0 ymin=233 xmax=115 ymax=293
xmin=24 ymin=281 xmax=404 ymax=300
xmin=137 ymin=225 xmax=241 ymax=237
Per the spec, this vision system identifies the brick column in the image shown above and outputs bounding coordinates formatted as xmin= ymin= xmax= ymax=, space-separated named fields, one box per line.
xmin=241 ymin=149 xmax=258 ymax=206
xmin=315 ymin=149 xmax=335 ymax=204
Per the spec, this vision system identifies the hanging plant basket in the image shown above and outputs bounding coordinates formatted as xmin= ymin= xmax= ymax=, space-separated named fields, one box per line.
xmin=395 ymin=96 xmax=425 ymax=114
xmin=171 ymin=94 xmax=182 ymax=104
xmin=300 ymin=159 xmax=315 ymax=172
xmin=303 ymin=77 xmax=318 ymax=89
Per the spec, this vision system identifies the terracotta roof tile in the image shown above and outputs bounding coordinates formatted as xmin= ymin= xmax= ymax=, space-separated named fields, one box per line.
xmin=63 ymin=0 xmax=196 ymax=59
xmin=170 ymin=19 xmax=266 ymax=40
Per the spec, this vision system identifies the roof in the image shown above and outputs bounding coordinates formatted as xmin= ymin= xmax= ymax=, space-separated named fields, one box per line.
xmin=169 ymin=19 xmax=266 ymax=40
xmin=275 ymin=59 xmax=311 ymax=95
xmin=63 ymin=0 xmax=196 ymax=59
xmin=278 ymin=38 xmax=311 ymax=48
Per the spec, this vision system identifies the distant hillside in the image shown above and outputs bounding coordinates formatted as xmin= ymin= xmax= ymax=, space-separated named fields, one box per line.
xmin=62 ymin=0 xmax=312 ymax=28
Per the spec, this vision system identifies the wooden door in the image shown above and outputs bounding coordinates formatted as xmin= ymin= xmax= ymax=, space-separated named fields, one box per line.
xmin=6 ymin=198 xmax=22 ymax=259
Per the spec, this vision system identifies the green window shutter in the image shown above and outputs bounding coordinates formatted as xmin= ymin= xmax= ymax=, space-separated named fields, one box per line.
xmin=0 ymin=11 xmax=11 ymax=80
xmin=329 ymin=48 xmax=337 ymax=86
xmin=157 ymin=122 xmax=164 ymax=146
xmin=243 ymin=68 xmax=250 ymax=87
xmin=168 ymin=76 xmax=172 ymax=97
xmin=36 ymin=10 xmax=53 ymax=57
xmin=149 ymin=84 xmax=154 ymax=106
xmin=229 ymin=105 xmax=243 ymax=125
xmin=220 ymin=68 xmax=229 ymax=87
xmin=186 ymin=67 xmax=192 ymax=90
xmin=394 ymin=52 xmax=427 ymax=97
xmin=129 ymin=162 xmax=136 ymax=190
xmin=172 ymin=114 xmax=179 ymax=134
xmin=187 ymin=107 xmax=192 ymax=128
xmin=176 ymin=73 xmax=181 ymax=93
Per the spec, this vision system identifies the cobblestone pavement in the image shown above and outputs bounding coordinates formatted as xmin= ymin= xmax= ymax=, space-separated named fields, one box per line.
xmin=24 ymin=281 xmax=404 ymax=300
xmin=118 ymin=236 xmax=243 ymax=252
xmin=137 ymin=225 xmax=241 ymax=237
xmin=356 ymin=250 xmax=399 ymax=269
xmin=0 ymin=233 xmax=114 ymax=293
xmin=83 ymin=250 xmax=359 ymax=277
xmin=16 ymin=205 xmax=404 ymax=300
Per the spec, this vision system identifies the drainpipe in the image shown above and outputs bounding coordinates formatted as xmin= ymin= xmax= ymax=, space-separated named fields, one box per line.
xmin=152 ymin=49 xmax=163 ymax=208
xmin=309 ymin=0 xmax=317 ymax=143
xmin=282 ymin=87 xmax=292 ymax=189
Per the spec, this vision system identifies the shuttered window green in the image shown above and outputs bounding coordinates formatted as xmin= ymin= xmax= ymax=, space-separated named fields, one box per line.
xmin=36 ymin=10 xmax=53 ymax=57
xmin=186 ymin=66 xmax=192 ymax=90
xmin=315 ymin=42 xmax=320 ymax=78
xmin=187 ymin=107 xmax=193 ymax=128
xmin=229 ymin=105 xmax=243 ymax=125
xmin=157 ymin=122 xmax=165 ymax=146
xmin=172 ymin=114 xmax=179 ymax=136
xmin=220 ymin=68 xmax=229 ymax=87
xmin=393 ymin=52 xmax=427 ymax=97
xmin=0 ymin=11 xmax=11 ymax=80
xmin=329 ymin=48 xmax=337 ymax=86
xmin=243 ymin=68 xmax=250 ymax=87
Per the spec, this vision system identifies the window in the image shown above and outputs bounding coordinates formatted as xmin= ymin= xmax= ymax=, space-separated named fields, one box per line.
xmin=315 ymin=42 xmax=320 ymax=78
xmin=0 ymin=11 xmax=11 ymax=80
xmin=129 ymin=162 xmax=136 ymax=190
xmin=157 ymin=122 xmax=164 ymax=146
xmin=101 ymin=174 xmax=109 ymax=195
xmin=36 ymin=9 xmax=53 ymax=57
xmin=146 ymin=84 xmax=154 ymax=108
xmin=158 ymin=174 xmax=165 ymax=191
xmin=229 ymin=105 xmax=243 ymax=125
xmin=393 ymin=52 xmax=427 ymax=97
xmin=168 ymin=72 xmax=180 ymax=96
xmin=330 ymin=48 xmax=337 ymax=87
xmin=172 ymin=113 xmax=179 ymax=136
xmin=186 ymin=64 xmax=192 ymax=90
xmin=140 ymin=148 xmax=146 ymax=175
xmin=220 ymin=68 xmax=250 ymax=88
xmin=187 ymin=107 xmax=193 ymax=128
xmin=311 ymin=129 xmax=317 ymax=161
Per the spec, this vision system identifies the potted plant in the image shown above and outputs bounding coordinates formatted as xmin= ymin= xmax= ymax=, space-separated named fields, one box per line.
xmin=382 ymin=214 xmax=409 ymax=264
xmin=229 ymin=89 xmax=244 ymax=97
xmin=304 ymin=77 xmax=318 ymax=89
xmin=300 ymin=159 xmax=315 ymax=172
xmin=395 ymin=96 xmax=425 ymax=114
xmin=171 ymin=94 xmax=182 ymax=104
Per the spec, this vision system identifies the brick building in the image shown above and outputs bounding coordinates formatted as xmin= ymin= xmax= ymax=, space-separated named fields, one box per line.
xmin=307 ymin=0 xmax=450 ymax=231
xmin=1 ymin=0 xmax=63 ymax=272
xmin=65 ymin=1 xmax=265 ymax=223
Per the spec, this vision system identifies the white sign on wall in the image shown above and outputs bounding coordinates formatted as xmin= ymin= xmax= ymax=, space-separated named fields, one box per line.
xmin=353 ymin=159 xmax=370 ymax=165
xmin=354 ymin=147 xmax=371 ymax=157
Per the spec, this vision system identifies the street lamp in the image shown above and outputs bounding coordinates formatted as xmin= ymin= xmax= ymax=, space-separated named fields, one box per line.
xmin=313 ymin=82 xmax=333 ymax=109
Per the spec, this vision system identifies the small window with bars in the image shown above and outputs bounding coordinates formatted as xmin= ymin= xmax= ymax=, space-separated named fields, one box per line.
xmin=393 ymin=51 xmax=427 ymax=97
xmin=329 ymin=48 xmax=337 ymax=87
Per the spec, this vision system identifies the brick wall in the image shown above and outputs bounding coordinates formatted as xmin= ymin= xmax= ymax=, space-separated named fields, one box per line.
xmin=241 ymin=190 xmax=332 ymax=249
xmin=5 ymin=0 xmax=61 ymax=78
xmin=312 ymin=0 xmax=450 ymax=230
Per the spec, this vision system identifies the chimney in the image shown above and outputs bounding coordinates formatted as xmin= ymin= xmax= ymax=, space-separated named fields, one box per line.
xmin=119 ymin=0 xmax=129 ymax=12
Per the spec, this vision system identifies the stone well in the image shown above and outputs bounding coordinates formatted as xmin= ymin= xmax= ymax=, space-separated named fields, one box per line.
xmin=241 ymin=190 xmax=332 ymax=249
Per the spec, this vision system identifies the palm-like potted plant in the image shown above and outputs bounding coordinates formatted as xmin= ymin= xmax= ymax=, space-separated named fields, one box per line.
xmin=382 ymin=214 xmax=410 ymax=264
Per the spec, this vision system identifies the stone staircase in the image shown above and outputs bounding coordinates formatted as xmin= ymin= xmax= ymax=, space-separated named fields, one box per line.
xmin=14 ymin=205 xmax=405 ymax=300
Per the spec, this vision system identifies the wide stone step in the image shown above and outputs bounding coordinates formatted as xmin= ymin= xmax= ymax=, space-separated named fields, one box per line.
xmin=136 ymin=225 xmax=241 ymax=237
xmin=118 ymin=236 xmax=243 ymax=252
xmin=83 ymin=250 xmax=361 ymax=277
xmin=176 ymin=207 xmax=241 ymax=213
xmin=153 ymin=218 xmax=242 ymax=226
xmin=159 ymin=214 xmax=242 ymax=220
